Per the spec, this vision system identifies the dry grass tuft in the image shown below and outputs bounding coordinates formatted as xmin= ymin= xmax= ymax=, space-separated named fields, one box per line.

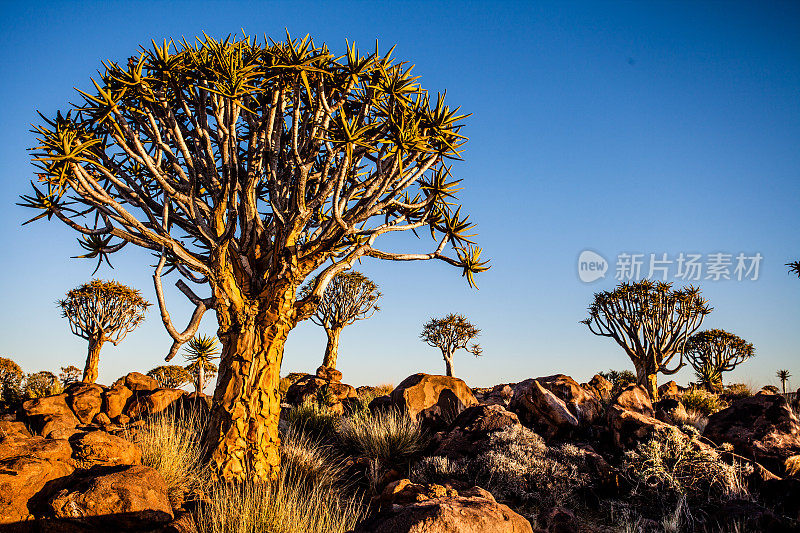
xmin=280 ymin=427 xmax=347 ymax=490
xmin=336 ymin=408 xmax=428 ymax=461
xmin=128 ymin=408 xmax=210 ymax=506
xmin=286 ymin=400 xmax=339 ymax=442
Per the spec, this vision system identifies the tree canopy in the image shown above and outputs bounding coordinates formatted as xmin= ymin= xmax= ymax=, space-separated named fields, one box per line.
xmin=684 ymin=329 xmax=754 ymax=392
xmin=420 ymin=313 xmax=481 ymax=377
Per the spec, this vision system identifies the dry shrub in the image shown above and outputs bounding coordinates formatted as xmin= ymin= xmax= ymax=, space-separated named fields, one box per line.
xmin=672 ymin=408 xmax=709 ymax=433
xmin=411 ymin=425 xmax=591 ymax=517
xmin=623 ymin=428 xmax=750 ymax=505
xmin=680 ymin=389 xmax=727 ymax=417
xmin=129 ymin=408 xmax=210 ymax=505
xmin=286 ymin=400 xmax=339 ymax=443
xmin=725 ymin=383 xmax=754 ymax=400
xmin=336 ymin=408 xmax=428 ymax=461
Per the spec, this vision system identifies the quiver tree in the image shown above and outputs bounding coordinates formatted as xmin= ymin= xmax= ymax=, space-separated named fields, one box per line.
xmin=581 ymin=280 xmax=711 ymax=399
xmin=300 ymin=270 xmax=381 ymax=369
xmin=684 ymin=329 xmax=754 ymax=393
xmin=420 ymin=313 xmax=481 ymax=377
xmin=21 ymin=34 xmax=487 ymax=481
xmin=148 ymin=364 xmax=193 ymax=389
xmin=777 ymin=369 xmax=792 ymax=394
xmin=183 ymin=335 xmax=220 ymax=394
xmin=57 ymin=280 xmax=150 ymax=383
xmin=788 ymin=261 xmax=800 ymax=278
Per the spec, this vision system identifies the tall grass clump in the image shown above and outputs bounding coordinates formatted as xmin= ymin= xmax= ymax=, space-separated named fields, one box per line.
xmin=194 ymin=466 xmax=364 ymax=533
xmin=128 ymin=407 xmax=210 ymax=505
xmin=680 ymin=388 xmax=727 ymax=417
xmin=286 ymin=399 xmax=339 ymax=443
xmin=336 ymin=408 xmax=428 ymax=461
xmin=280 ymin=427 xmax=347 ymax=490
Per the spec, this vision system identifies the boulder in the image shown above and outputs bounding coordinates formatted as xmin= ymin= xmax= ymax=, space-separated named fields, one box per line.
xmin=23 ymin=394 xmax=80 ymax=438
xmin=127 ymin=388 xmax=185 ymax=418
xmin=583 ymin=374 xmax=613 ymax=403
xmin=103 ymin=384 xmax=133 ymax=419
xmin=537 ymin=374 xmax=602 ymax=424
xmin=316 ymin=365 xmax=343 ymax=383
xmin=0 ymin=420 xmax=31 ymax=442
xmin=93 ymin=412 xmax=112 ymax=427
xmin=48 ymin=465 xmax=173 ymax=529
xmin=70 ymin=431 xmax=141 ymax=467
xmin=658 ymin=380 xmax=680 ymax=398
xmin=121 ymin=372 xmax=160 ymax=392
xmin=0 ymin=436 xmax=74 ymax=524
xmin=356 ymin=481 xmax=533 ymax=533
xmin=285 ymin=375 xmax=357 ymax=408
xmin=433 ymin=404 xmax=521 ymax=458
xmin=480 ymin=384 xmax=515 ymax=407
xmin=538 ymin=507 xmax=579 ymax=533
xmin=614 ymin=385 xmax=654 ymax=417
xmin=66 ymin=383 xmax=104 ymax=424
xmin=703 ymin=392 xmax=800 ymax=475
xmin=654 ymin=398 xmax=688 ymax=425
xmin=388 ymin=374 xmax=478 ymax=430
xmin=509 ymin=379 xmax=578 ymax=439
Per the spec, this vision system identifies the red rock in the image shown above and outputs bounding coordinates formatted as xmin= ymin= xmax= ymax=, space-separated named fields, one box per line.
xmin=654 ymin=398 xmax=688 ymax=425
xmin=658 ymin=380 xmax=680 ymax=398
xmin=614 ymin=385 xmax=654 ymax=417
xmin=433 ymin=404 xmax=520 ymax=458
xmin=388 ymin=374 xmax=478 ymax=430
xmin=48 ymin=464 xmax=173 ymax=528
xmin=66 ymin=383 xmax=104 ymax=424
xmin=537 ymin=374 xmax=602 ymax=424
xmin=23 ymin=394 xmax=80 ymax=438
xmin=103 ymin=383 xmax=133 ymax=419
xmin=510 ymin=379 xmax=578 ymax=439
xmin=127 ymin=388 xmax=185 ymax=418
xmin=316 ymin=365 xmax=343 ymax=383
xmin=70 ymin=431 xmax=141 ymax=466
xmin=122 ymin=372 xmax=160 ymax=392
xmin=583 ymin=374 xmax=613 ymax=403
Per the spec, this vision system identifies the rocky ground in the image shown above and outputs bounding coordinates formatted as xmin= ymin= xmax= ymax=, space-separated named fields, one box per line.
xmin=0 ymin=367 xmax=799 ymax=532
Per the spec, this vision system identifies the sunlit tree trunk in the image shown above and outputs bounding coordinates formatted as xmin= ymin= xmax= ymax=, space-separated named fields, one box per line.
xmin=635 ymin=362 xmax=659 ymax=400
xmin=82 ymin=337 xmax=104 ymax=383
xmin=322 ymin=327 xmax=342 ymax=369
xmin=443 ymin=351 xmax=454 ymax=377
xmin=203 ymin=283 xmax=297 ymax=482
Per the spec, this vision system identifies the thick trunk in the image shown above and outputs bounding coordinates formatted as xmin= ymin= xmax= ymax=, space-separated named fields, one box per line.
xmin=322 ymin=327 xmax=342 ymax=369
xmin=635 ymin=363 xmax=659 ymax=400
xmin=203 ymin=291 xmax=296 ymax=482
xmin=443 ymin=352 xmax=454 ymax=377
xmin=82 ymin=337 xmax=103 ymax=383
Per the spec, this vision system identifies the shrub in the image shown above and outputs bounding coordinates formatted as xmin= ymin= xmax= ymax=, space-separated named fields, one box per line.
xmin=286 ymin=400 xmax=339 ymax=443
xmin=725 ymin=383 xmax=754 ymax=400
xmin=411 ymin=425 xmax=591 ymax=519
xmin=680 ymin=389 xmax=727 ymax=417
xmin=599 ymin=369 xmax=637 ymax=396
xmin=622 ymin=427 xmax=750 ymax=506
xmin=194 ymin=469 xmax=364 ymax=533
xmin=336 ymin=409 xmax=428 ymax=462
xmin=128 ymin=408 xmax=209 ymax=505
xmin=674 ymin=408 xmax=709 ymax=433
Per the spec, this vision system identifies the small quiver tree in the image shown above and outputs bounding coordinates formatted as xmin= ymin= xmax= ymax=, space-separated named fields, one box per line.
xmin=420 ymin=313 xmax=481 ymax=377
xmin=788 ymin=261 xmax=800 ymax=278
xmin=183 ymin=335 xmax=220 ymax=395
xmin=777 ymin=369 xmax=792 ymax=394
xmin=0 ymin=358 xmax=24 ymax=402
xmin=581 ymin=280 xmax=711 ymax=400
xmin=300 ymin=271 xmax=381 ymax=370
xmin=148 ymin=365 xmax=193 ymax=389
xmin=684 ymin=329 xmax=754 ymax=393
xmin=57 ymin=280 xmax=150 ymax=384
xmin=21 ymin=34 xmax=488 ymax=481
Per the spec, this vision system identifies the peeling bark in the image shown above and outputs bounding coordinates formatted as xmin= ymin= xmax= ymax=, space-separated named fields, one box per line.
xmin=322 ymin=327 xmax=342 ymax=369
xmin=82 ymin=337 xmax=103 ymax=383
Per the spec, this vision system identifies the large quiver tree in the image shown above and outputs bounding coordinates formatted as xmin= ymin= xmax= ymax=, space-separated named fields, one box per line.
xmin=57 ymin=280 xmax=150 ymax=383
xmin=684 ymin=329 xmax=754 ymax=392
xmin=300 ymin=270 xmax=380 ymax=369
xmin=581 ymin=280 xmax=711 ymax=399
xmin=22 ymin=34 xmax=487 ymax=481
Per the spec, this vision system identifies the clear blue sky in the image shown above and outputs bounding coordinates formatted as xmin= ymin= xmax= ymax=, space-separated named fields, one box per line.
xmin=1 ymin=1 xmax=798 ymax=391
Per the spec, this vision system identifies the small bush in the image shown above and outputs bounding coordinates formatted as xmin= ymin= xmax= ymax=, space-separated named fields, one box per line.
xmin=680 ymin=389 xmax=727 ymax=417
xmin=622 ymin=427 xmax=750 ymax=505
xmin=599 ymin=369 xmax=637 ymax=397
xmin=411 ymin=425 xmax=591 ymax=519
xmin=675 ymin=408 xmax=709 ymax=433
xmin=725 ymin=383 xmax=754 ymax=400
xmin=129 ymin=408 xmax=209 ymax=505
xmin=286 ymin=400 xmax=339 ymax=443
xmin=336 ymin=409 xmax=428 ymax=461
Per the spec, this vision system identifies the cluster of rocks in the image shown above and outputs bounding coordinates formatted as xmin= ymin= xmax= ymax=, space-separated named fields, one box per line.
xmin=23 ymin=372 xmax=209 ymax=441
xmin=283 ymin=365 xmax=358 ymax=414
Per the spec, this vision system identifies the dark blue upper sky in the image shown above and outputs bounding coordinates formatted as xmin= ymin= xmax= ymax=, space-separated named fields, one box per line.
xmin=1 ymin=1 xmax=798 ymax=390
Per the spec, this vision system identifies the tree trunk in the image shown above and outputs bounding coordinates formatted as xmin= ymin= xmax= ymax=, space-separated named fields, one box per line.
xmin=322 ymin=327 xmax=342 ymax=369
xmin=443 ymin=352 xmax=454 ymax=377
xmin=196 ymin=364 xmax=205 ymax=395
xmin=203 ymin=292 xmax=296 ymax=482
xmin=635 ymin=363 xmax=659 ymax=400
xmin=82 ymin=337 xmax=103 ymax=383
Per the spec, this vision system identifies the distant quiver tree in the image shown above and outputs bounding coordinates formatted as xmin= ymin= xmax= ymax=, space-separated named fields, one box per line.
xmin=20 ymin=34 xmax=487 ymax=481
xmin=57 ymin=280 xmax=150 ymax=383
xmin=183 ymin=335 xmax=220 ymax=395
xmin=148 ymin=364 xmax=193 ymax=389
xmin=420 ymin=313 xmax=481 ymax=377
xmin=684 ymin=329 xmax=754 ymax=393
xmin=301 ymin=271 xmax=380 ymax=369
xmin=582 ymin=280 xmax=711 ymax=399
